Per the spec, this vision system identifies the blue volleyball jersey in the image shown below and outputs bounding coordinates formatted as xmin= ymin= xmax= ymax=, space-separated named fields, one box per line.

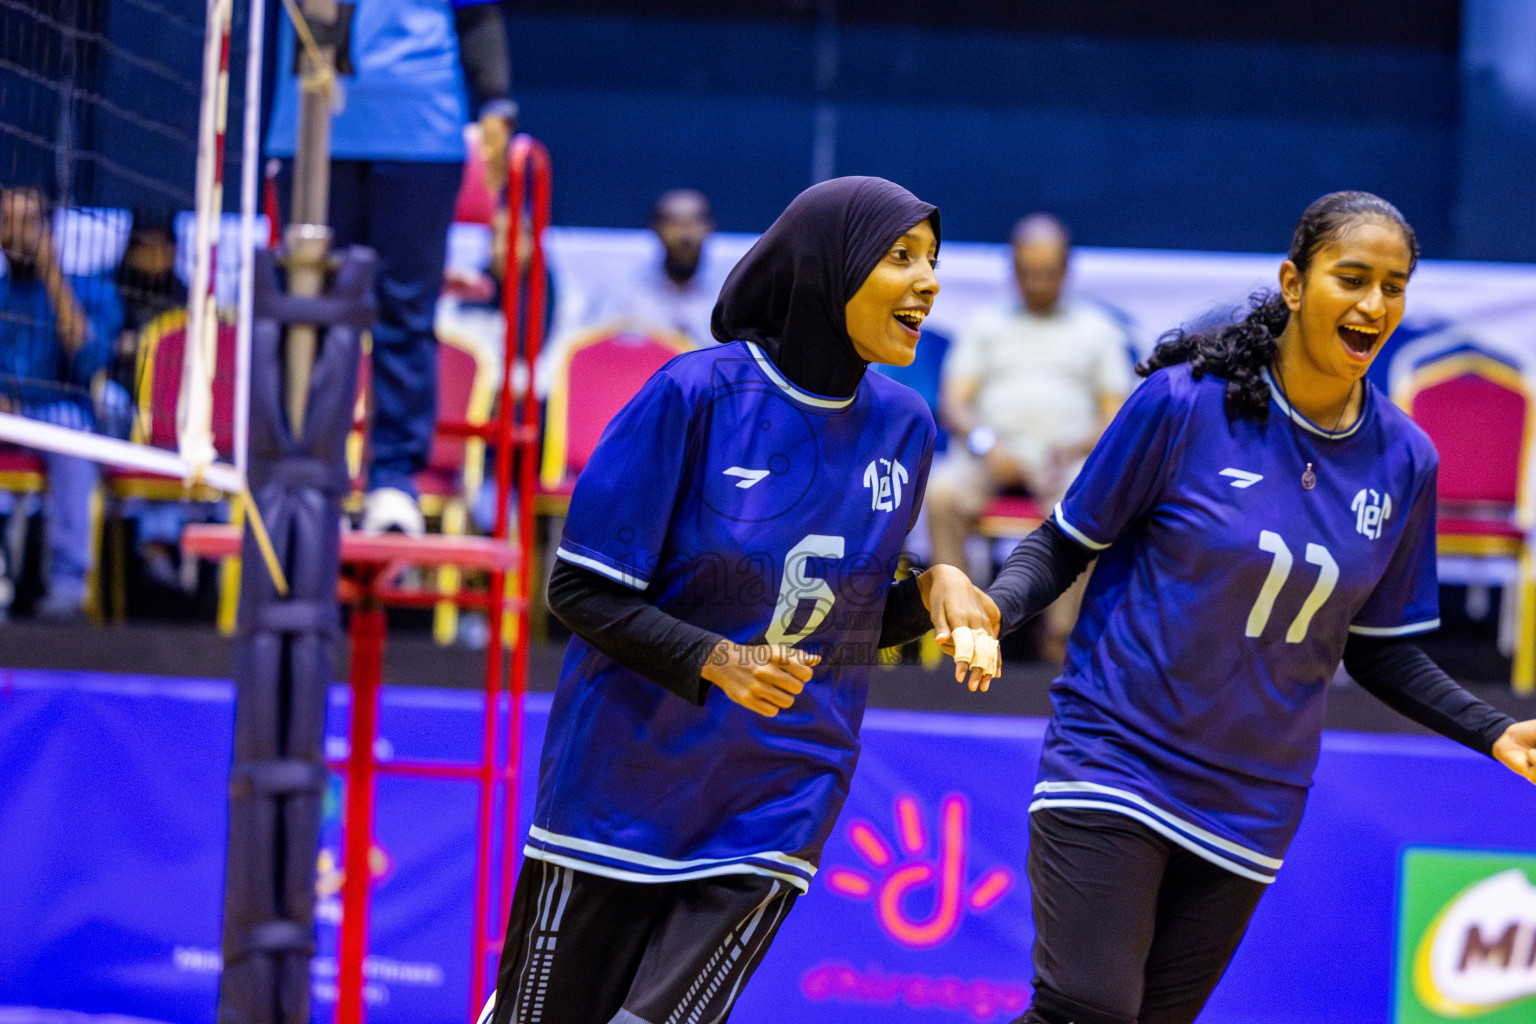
xmin=527 ymin=341 xmax=936 ymax=891
xmin=267 ymin=0 xmax=488 ymax=162
xmin=1032 ymin=363 xmax=1439 ymax=884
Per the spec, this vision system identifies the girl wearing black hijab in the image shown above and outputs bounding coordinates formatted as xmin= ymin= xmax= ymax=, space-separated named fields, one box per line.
xmin=484 ymin=177 xmax=999 ymax=1024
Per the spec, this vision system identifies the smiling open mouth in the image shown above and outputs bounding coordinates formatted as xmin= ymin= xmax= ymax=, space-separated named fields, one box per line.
xmin=1338 ymin=324 xmax=1381 ymax=354
xmin=893 ymin=310 xmax=925 ymax=331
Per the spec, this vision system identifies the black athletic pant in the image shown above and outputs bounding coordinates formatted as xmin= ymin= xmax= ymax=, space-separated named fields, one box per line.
xmin=486 ymin=858 xmax=797 ymax=1024
xmin=1015 ymin=807 xmax=1268 ymax=1024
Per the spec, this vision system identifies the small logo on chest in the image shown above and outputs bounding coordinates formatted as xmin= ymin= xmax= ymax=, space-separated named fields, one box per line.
xmin=1219 ymin=468 xmax=1264 ymax=489
xmin=1352 ymin=488 xmax=1393 ymax=540
xmin=723 ymin=466 xmax=770 ymax=489
xmin=864 ymin=458 xmax=909 ymax=512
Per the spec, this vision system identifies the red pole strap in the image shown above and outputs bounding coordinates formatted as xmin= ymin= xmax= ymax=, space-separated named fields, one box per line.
xmin=468 ymin=134 xmax=552 ymax=1020
xmin=336 ymin=579 xmax=387 ymax=1024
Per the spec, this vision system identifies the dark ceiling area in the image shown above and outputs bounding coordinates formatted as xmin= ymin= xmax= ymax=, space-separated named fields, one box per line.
xmin=527 ymin=0 xmax=1462 ymax=51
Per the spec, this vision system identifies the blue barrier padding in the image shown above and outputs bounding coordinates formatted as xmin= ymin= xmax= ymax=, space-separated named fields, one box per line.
xmin=2 ymin=669 xmax=1533 ymax=1024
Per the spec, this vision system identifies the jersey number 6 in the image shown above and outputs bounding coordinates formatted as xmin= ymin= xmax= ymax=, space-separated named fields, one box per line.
xmin=1245 ymin=530 xmax=1339 ymax=643
xmin=765 ymin=534 xmax=845 ymax=647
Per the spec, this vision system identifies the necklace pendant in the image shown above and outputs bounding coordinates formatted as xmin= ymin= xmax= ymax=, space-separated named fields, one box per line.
xmin=1302 ymin=464 xmax=1317 ymax=490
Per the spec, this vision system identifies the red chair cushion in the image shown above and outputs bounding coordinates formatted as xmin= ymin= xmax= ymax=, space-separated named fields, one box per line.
xmin=428 ymin=343 xmax=485 ymax=474
xmin=415 ymin=469 xmax=460 ymax=498
xmin=1411 ymin=374 xmax=1525 ymax=505
xmin=562 ymin=335 xmax=685 ymax=476
xmin=144 ymin=317 xmax=238 ymax=459
xmin=0 ymin=448 xmax=46 ymax=474
xmin=536 ymin=478 xmax=575 ymax=500
xmin=982 ymin=494 xmax=1047 ymax=522
xmin=1438 ymin=516 xmax=1524 ymax=539
xmin=453 ymin=138 xmax=496 ymax=226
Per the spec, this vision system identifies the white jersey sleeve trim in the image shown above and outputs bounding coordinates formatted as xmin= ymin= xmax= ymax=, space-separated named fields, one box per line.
xmin=1052 ymin=503 xmax=1111 ymax=551
xmin=1032 ymin=780 xmax=1284 ymax=869
xmin=1349 ymin=618 xmax=1441 ymax=637
xmin=555 ymin=546 xmax=649 ymax=590
xmin=1029 ymin=798 xmax=1277 ymax=884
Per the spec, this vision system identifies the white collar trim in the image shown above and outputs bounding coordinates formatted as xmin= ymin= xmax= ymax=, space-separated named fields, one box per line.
xmin=745 ymin=342 xmax=857 ymax=410
xmin=1262 ymin=367 xmax=1366 ymax=440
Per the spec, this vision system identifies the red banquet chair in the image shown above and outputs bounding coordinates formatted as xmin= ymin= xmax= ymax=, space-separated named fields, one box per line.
xmin=100 ymin=308 xmax=240 ymax=623
xmin=532 ymin=324 xmax=692 ymax=633
xmin=1394 ymin=342 xmax=1536 ymax=694
xmin=0 ymin=445 xmax=48 ymax=607
xmin=318 ymin=330 xmax=497 ymax=646
xmin=536 ymin=324 xmax=694 ymax=515
xmin=418 ymin=332 xmax=499 ymax=644
xmin=977 ymin=493 xmax=1048 ymax=541
xmin=0 ymin=446 xmax=46 ymax=496
xmin=454 ymin=122 xmax=498 ymax=228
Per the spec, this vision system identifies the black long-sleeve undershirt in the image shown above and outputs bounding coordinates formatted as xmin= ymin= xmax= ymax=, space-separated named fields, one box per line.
xmin=546 ymin=559 xmax=931 ymax=707
xmin=987 ymin=522 xmax=1516 ymax=757
xmin=1341 ymin=636 xmax=1514 ymax=754
xmin=986 ymin=519 xmax=1094 ymax=635
xmin=453 ymin=4 xmax=514 ymax=117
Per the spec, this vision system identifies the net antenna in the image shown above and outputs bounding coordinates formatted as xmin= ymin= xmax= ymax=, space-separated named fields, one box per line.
xmin=179 ymin=0 xmax=284 ymax=587
xmin=179 ymin=0 xmax=233 ymax=481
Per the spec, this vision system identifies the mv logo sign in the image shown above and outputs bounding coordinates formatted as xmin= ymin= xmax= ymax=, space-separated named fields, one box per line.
xmin=864 ymin=458 xmax=909 ymax=513
xmin=1352 ymin=488 xmax=1393 ymax=540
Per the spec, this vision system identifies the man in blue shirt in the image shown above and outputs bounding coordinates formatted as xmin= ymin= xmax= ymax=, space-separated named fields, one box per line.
xmin=267 ymin=0 xmax=515 ymax=534
xmin=0 ymin=187 xmax=124 ymax=619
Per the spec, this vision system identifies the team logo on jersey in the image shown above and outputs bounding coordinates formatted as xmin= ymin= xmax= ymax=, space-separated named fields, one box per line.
xmin=1352 ymin=488 xmax=1393 ymax=540
xmin=863 ymin=458 xmax=909 ymax=512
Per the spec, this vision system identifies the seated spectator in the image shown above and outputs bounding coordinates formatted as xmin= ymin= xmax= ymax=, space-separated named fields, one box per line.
xmin=582 ymin=188 xmax=724 ymax=348
xmin=926 ymin=213 xmax=1131 ymax=663
xmin=115 ymin=217 xmax=187 ymax=366
xmin=0 ymin=186 xmax=125 ymax=620
xmin=114 ymin=216 xmax=198 ymax=592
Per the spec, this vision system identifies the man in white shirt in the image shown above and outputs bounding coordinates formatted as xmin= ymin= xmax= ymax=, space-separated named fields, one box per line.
xmin=583 ymin=189 xmax=724 ymax=348
xmin=927 ymin=213 xmax=1131 ymax=663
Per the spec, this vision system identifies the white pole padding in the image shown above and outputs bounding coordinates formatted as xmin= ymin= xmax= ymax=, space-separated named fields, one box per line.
xmin=0 ymin=412 xmax=245 ymax=495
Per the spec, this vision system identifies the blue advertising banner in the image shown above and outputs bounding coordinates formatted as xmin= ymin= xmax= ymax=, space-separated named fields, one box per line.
xmin=3 ymin=669 xmax=1535 ymax=1024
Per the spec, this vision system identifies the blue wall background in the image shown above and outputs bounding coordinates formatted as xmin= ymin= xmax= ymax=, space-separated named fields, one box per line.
xmin=507 ymin=12 xmax=1463 ymax=253
xmin=29 ymin=0 xmax=1536 ymax=260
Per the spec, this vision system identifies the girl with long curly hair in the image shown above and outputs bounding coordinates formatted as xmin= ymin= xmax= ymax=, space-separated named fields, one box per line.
xmin=987 ymin=191 xmax=1536 ymax=1024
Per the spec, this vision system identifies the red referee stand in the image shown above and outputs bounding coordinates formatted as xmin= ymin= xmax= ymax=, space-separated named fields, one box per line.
xmin=187 ymin=136 xmax=553 ymax=1024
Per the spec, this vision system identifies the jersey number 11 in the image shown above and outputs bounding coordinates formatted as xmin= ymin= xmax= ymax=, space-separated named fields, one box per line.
xmin=1245 ymin=530 xmax=1338 ymax=643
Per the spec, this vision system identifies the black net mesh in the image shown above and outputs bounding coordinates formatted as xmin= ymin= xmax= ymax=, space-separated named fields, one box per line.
xmin=0 ymin=0 xmax=252 ymax=445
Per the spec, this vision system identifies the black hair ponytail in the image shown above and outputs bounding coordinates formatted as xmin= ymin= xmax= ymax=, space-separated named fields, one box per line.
xmin=1137 ymin=190 xmax=1420 ymax=421
xmin=1139 ymin=290 xmax=1288 ymax=420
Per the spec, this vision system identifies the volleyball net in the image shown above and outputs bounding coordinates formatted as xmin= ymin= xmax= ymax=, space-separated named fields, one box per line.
xmin=0 ymin=0 xmax=267 ymax=495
